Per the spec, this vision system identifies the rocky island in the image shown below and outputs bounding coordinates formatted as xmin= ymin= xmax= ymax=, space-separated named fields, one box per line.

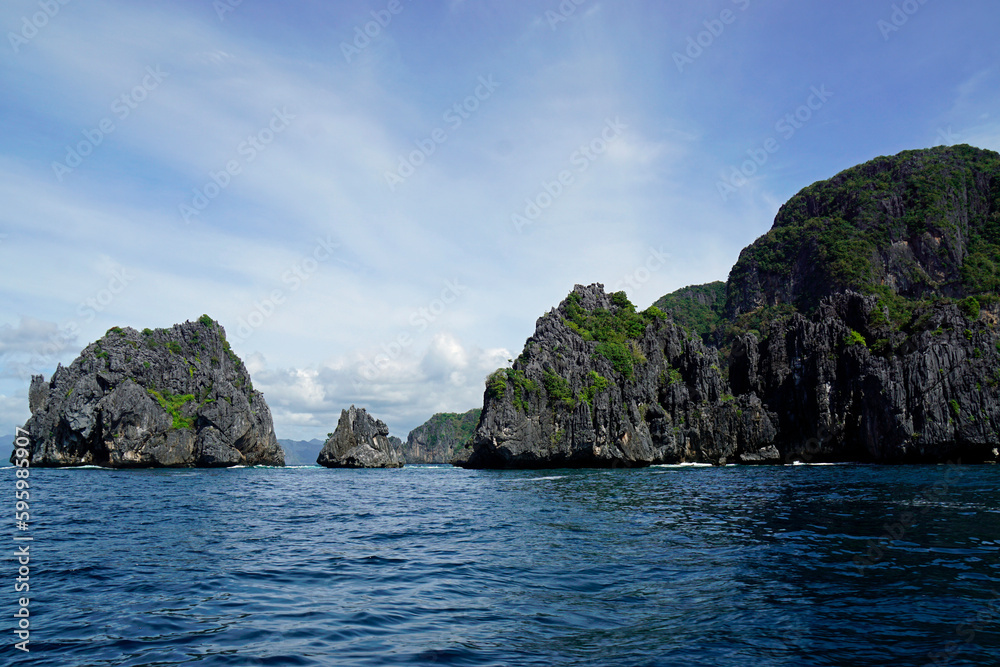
xmin=461 ymin=145 xmax=1000 ymax=468
xmin=401 ymin=409 xmax=481 ymax=464
xmin=317 ymin=405 xmax=404 ymax=468
xmin=14 ymin=316 xmax=285 ymax=467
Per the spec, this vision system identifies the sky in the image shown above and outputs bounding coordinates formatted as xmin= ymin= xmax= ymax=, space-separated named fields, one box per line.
xmin=1 ymin=0 xmax=999 ymax=440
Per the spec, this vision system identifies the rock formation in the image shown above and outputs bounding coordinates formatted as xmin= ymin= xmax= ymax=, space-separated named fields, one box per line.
xmin=461 ymin=145 xmax=1000 ymax=468
xmin=317 ymin=406 xmax=403 ymax=468
xmin=402 ymin=409 xmax=481 ymax=463
xmin=14 ymin=316 xmax=285 ymax=467
xmin=461 ymin=285 xmax=777 ymax=468
xmin=731 ymin=291 xmax=1000 ymax=463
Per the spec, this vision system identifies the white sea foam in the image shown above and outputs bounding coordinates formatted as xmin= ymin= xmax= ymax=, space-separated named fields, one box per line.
xmin=651 ymin=462 xmax=714 ymax=468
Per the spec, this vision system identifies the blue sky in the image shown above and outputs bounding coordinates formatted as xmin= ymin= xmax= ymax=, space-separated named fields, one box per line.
xmin=1 ymin=0 xmax=998 ymax=440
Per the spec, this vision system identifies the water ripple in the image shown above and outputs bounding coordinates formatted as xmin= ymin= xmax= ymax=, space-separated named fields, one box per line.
xmin=16 ymin=464 xmax=1000 ymax=665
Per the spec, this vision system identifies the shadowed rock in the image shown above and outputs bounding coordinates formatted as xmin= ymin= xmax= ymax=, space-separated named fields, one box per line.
xmin=13 ymin=316 xmax=284 ymax=468
xmin=317 ymin=406 xmax=403 ymax=468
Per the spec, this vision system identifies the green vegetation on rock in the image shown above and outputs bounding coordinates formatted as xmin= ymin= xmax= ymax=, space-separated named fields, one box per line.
xmin=578 ymin=371 xmax=610 ymax=408
xmin=542 ymin=370 xmax=575 ymax=410
xmin=959 ymin=296 xmax=981 ymax=320
xmin=506 ymin=369 xmax=538 ymax=412
xmin=726 ymin=145 xmax=1000 ymax=320
xmin=147 ymin=388 xmax=196 ymax=430
xmin=563 ymin=290 xmax=665 ymax=378
xmin=651 ymin=282 xmax=726 ymax=340
xmin=486 ymin=370 xmax=507 ymax=402
xmin=844 ymin=330 xmax=867 ymax=348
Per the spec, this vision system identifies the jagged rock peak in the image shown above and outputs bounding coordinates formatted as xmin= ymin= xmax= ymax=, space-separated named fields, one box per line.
xmin=14 ymin=315 xmax=284 ymax=468
xmin=317 ymin=405 xmax=403 ymax=468
xmin=461 ymin=285 xmax=777 ymax=469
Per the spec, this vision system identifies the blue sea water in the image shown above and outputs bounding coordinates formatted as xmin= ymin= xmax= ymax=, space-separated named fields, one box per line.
xmin=4 ymin=463 xmax=1000 ymax=666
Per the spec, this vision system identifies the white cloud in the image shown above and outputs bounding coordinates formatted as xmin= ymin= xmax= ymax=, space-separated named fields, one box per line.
xmin=0 ymin=392 xmax=29 ymax=432
xmin=250 ymin=332 xmax=508 ymax=439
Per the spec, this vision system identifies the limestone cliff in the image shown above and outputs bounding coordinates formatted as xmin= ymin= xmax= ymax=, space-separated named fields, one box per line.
xmin=461 ymin=285 xmax=776 ymax=468
xmin=14 ymin=316 xmax=284 ymax=467
xmin=462 ymin=146 xmax=1000 ymax=468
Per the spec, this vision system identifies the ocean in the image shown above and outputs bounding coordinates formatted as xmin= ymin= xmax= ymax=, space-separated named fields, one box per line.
xmin=6 ymin=463 xmax=1000 ymax=666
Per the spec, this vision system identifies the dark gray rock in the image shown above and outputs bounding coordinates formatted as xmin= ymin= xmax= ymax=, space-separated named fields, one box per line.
xmin=461 ymin=284 xmax=777 ymax=469
xmin=461 ymin=284 xmax=999 ymax=468
xmin=402 ymin=409 xmax=480 ymax=464
xmin=725 ymin=145 xmax=1000 ymax=318
xmin=317 ymin=406 xmax=403 ymax=468
xmin=12 ymin=317 xmax=284 ymax=467
xmin=388 ymin=436 xmax=405 ymax=462
xmin=730 ymin=292 xmax=1000 ymax=463
xmin=462 ymin=147 xmax=1000 ymax=468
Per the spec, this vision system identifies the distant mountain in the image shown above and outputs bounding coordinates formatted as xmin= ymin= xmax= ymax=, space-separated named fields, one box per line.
xmin=403 ymin=409 xmax=481 ymax=463
xmin=278 ymin=438 xmax=325 ymax=466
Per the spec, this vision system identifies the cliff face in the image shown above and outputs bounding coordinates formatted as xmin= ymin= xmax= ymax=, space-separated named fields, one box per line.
xmin=463 ymin=284 xmax=999 ymax=468
xmin=463 ymin=146 xmax=1000 ymax=468
xmin=726 ymin=145 xmax=1000 ymax=318
xmin=462 ymin=285 xmax=777 ymax=469
xmin=730 ymin=292 xmax=1000 ymax=462
xmin=402 ymin=409 xmax=481 ymax=464
xmin=317 ymin=406 xmax=403 ymax=468
xmin=15 ymin=316 xmax=284 ymax=468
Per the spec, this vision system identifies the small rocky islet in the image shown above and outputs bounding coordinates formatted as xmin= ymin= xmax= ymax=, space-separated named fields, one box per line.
xmin=15 ymin=316 xmax=284 ymax=467
xmin=12 ymin=145 xmax=1000 ymax=469
xmin=317 ymin=406 xmax=403 ymax=468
